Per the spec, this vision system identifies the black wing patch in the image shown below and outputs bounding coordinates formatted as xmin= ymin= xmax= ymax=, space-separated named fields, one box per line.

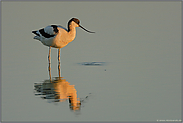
xmin=39 ymin=28 xmax=55 ymax=38
xmin=32 ymin=31 xmax=40 ymax=36
xmin=51 ymin=25 xmax=59 ymax=33
xmin=33 ymin=25 xmax=59 ymax=38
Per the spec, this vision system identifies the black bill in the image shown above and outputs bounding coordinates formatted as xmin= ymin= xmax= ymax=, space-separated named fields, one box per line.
xmin=79 ymin=25 xmax=95 ymax=33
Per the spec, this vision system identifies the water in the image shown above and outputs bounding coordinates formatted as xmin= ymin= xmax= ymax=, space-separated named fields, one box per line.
xmin=1 ymin=1 xmax=181 ymax=122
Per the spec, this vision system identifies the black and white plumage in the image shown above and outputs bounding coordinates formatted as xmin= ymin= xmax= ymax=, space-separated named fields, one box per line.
xmin=32 ymin=25 xmax=58 ymax=38
xmin=32 ymin=18 xmax=95 ymax=48
xmin=32 ymin=18 xmax=95 ymax=77
xmin=32 ymin=25 xmax=68 ymax=48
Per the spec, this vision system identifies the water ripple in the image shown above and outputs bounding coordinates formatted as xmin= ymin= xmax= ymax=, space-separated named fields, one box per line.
xmin=78 ymin=62 xmax=106 ymax=66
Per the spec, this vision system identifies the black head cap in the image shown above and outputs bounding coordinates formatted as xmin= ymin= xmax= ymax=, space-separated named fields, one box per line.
xmin=72 ymin=18 xmax=80 ymax=25
xmin=68 ymin=18 xmax=80 ymax=25
xmin=68 ymin=18 xmax=80 ymax=32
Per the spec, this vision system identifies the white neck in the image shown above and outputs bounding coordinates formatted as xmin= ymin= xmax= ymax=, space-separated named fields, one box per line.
xmin=67 ymin=22 xmax=78 ymax=42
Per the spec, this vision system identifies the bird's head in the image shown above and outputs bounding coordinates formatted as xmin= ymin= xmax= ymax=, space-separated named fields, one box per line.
xmin=68 ymin=18 xmax=95 ymax=33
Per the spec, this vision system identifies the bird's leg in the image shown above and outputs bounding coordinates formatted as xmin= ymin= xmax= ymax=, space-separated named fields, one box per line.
xmin=48 ymin=46 xmax=51 ymax=81
xmin=58 ymin=48 xmax=61 ymax=78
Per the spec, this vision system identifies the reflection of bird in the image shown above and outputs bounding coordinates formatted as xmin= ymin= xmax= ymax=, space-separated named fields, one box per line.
xmin=32 ymin=18 xmax=95 ymax=76
xmin=34 ymin=77 xmax=81 ymax=111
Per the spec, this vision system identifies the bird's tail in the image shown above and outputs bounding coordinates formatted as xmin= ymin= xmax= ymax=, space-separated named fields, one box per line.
xmin=32 ymin=30 xmax=41 ymax=41
xmin=32 ymin=30 xmax=40 ymax=36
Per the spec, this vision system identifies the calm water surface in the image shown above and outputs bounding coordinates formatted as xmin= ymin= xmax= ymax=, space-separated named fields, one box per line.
xmin=1 ymin=1 xmax=181 ymax=122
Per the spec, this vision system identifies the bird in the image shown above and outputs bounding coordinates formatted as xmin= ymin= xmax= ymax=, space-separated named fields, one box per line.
xmin=32 ymin=18 xmax=95 ymax=77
